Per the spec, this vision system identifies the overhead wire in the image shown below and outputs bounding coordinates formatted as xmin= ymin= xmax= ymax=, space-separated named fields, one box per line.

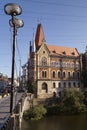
xmin=24 ymin=0 xmax=87 ymax=9
xmin=16 ymin=38 xmax=21 ymax=60
xmin=20 ymin=0 xmax=87 ymax=24
xmin=21 ymin=11 xmax=87 ymax=24
xmin=9 ymin=26 xmax=19 ymax=79
xmin=16 ymin=31 xmax=22 ymax=79
xmin=2 ymin=0 xmax=87 ymax=77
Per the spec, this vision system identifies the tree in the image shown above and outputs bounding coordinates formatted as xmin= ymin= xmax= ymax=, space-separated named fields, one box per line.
xmin=62 ymin=88 xmax=86 ymax=113
xmin=81 ymin=70 xmax=87 ymax=88
xmin=83 ymin=88 xmax=87 ymax=106
xmin=26 ymin=80 xmax=36 ymax=94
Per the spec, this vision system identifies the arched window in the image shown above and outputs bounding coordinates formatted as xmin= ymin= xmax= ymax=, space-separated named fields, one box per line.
xmin=64 ymin=82 xmax=66 ymax=88
xmin=73 ymin=72 xmax=75 ymax=78
xmin=42 ymin=71 xmax=44 ymax=77
xmin=42 ymin=57 xmax=47 ymax=66
xmin=42 ymin=71 xmax=47 ymax=78
xmin=77 ymin=72 xmax=80 ymax=79
xmin=42 ymin=82 xmax=48 ymax=93
xmin=63 ymin=72 xmax=66 ymax=78
xmin=78 ymin=82 xmax=80 ymax=88
xmin=68 ymin=82 xmax=71 ymax=88
xmin=45 ymin=71 xmax=47 ymax=77
xmin=73 ymin=82 xmax=76 ymax=87
xmin=53 ymin=82 xmax=56 ymax=88
xmin=68 ymin=72 xmax=70 ymax=78
xmin=53 ymin=71 xmax=55 ymax=78
xmin=58 ymin=71 xmax=61 ymax=78
xmin=59 ymin=82 xmax=61 ymax=88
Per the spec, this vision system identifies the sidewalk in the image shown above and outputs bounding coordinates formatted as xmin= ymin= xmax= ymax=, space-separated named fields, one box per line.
xmin=0 ymin=95 xmax=10 ymax=127
xmin=0 ymin=93 xmax=23 ymax=129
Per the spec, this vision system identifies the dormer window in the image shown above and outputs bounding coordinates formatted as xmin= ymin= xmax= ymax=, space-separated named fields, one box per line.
xmin=43 ymin=51 xmax=45 ymax=54
xmin=72 ymin=52 xmax=75 ymax=55
xmin=62 ymin=51 xmax=66 ymax=54
xmin=53 ymin=50 xmax=56 ymax=53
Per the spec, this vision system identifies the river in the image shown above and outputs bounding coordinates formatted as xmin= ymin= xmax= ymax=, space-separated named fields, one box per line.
xmin=21 ymin=113 xmax=87 ymax=130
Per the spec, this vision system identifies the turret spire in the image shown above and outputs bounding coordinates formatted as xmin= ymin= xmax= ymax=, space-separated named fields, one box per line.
xmin=35 ymin=23 xmax=45 ymax=49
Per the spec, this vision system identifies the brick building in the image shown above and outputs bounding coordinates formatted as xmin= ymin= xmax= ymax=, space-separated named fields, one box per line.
xmin=28 ymin=23 xmax=81 ymax=98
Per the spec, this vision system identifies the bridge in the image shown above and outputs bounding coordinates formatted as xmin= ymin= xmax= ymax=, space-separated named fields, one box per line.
xmin=0 ymin=92 xmax=31 ymax=130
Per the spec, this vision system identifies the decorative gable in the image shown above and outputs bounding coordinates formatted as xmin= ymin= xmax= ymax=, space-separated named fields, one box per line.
xmin=37 ymin=43 xmax=50 ymax=66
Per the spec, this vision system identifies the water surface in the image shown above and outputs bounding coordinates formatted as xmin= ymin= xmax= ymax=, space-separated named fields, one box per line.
xmin=21 ymin=113 xmax=87 ymax=130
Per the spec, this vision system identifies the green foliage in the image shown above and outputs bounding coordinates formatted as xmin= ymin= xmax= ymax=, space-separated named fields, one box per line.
xmin=62 ymin=88 xmax=86 ymax=113
xmin=23 ymin=88 xmax=87 ymax=120
xmin=83 ymin=88 xmax=87 ymax=98
xmin=46 ymin=88 xmax=87 ymax=115
xmin=81 ymin=70 xmax=87 ymax=87
xmin=26 ymin=80 xmax=36 ymax=93
xmin=23 ymin=105 xmax=47 ymax=120
xmin=46 ymin=105 xmax=61 ymax=116
xmin=83 ymin=88 xmax=87 ymax=106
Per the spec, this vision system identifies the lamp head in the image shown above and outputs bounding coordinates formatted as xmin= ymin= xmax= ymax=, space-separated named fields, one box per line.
xmin=4 ymin=3 xmax=22 ymax=16
xmin=9 ymin=17 xmax=24 ymax=28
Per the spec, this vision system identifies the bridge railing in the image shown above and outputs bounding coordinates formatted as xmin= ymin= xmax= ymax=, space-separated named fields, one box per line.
xmin=0 ymin=113 xmax=10 ymax=130
xmin=0 ymin=92 xmax=27 ymax=130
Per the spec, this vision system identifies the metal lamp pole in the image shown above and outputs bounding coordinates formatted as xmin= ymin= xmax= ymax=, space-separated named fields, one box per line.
xmin=10 ymin=17 xmax=16 ymax=114
xmin=4 ymin=3 xmax=24 ymax=114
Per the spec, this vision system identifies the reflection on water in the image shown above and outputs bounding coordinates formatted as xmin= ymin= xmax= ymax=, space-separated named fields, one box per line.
xmin=21 ymin=113 xmax=87 ymax=130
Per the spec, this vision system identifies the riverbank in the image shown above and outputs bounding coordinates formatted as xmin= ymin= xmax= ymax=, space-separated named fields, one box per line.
xmin=23 ymin=103 xmax=87 ymax=121
xmin=23 ymin=88 xmax=87 ymax=121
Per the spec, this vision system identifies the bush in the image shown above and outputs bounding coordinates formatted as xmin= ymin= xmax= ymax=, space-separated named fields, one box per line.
xmin=46 ymin=105 xmax=61 ymax=116
xmin=83 ymin=88 xmax=87 ymax=106
xmin=46 ymin=88 xmax=87 ymax=116
xmin=23 ymin=105 xmax=47 ymax=120
xmin=62 ymin=88 xmax=86 ymax=114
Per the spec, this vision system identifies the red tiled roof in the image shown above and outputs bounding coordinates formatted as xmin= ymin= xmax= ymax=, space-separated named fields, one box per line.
xmin=47 ymin=45 xmax=79 ymax=57
xmin=35 ymin=23 xmax=45 ymax=49
xmin=35 ymin=24 xmax=79 ymax=57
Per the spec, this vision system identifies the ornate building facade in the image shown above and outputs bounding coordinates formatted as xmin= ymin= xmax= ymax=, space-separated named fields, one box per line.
xmin=28 ymin=23 xmax=81 ymax=98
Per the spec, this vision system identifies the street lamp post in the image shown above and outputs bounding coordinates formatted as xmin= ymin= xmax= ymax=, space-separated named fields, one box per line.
xmin=4 ymin=3 xmax=24 ymax=114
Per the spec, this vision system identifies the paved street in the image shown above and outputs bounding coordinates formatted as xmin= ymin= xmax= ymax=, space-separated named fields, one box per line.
xmin=0 ymin=93 xmax=23 ymax=129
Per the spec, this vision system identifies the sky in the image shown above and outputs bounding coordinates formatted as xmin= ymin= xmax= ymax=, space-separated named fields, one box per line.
xmin=0 ymin=0 xmax=87 ymax=77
